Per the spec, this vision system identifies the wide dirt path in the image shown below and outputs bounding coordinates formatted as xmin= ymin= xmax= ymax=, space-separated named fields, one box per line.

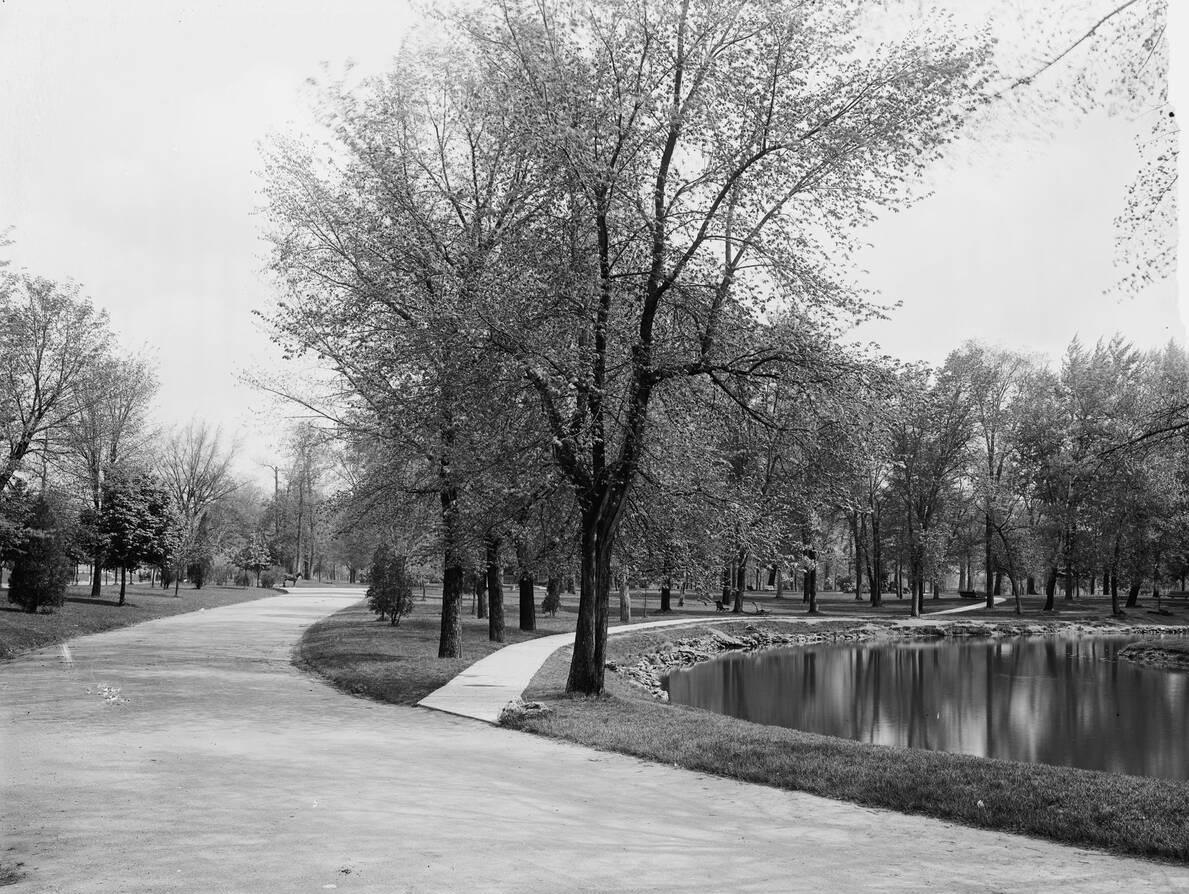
xmin=2 ymin=590 xmax=1186 ymax=893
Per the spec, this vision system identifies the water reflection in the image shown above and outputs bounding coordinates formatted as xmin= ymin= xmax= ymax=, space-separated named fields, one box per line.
xmin=666 ymin=636 xmax=1189 ymax=779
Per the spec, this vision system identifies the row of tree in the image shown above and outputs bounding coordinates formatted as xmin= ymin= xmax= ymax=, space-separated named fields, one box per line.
xmin=258 ymin=0 xmax=1173 ymax=695
xmin=0 ymin=263 xmax=392 ymax=609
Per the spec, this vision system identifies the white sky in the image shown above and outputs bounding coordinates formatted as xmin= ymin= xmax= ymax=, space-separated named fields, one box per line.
xmin=0 ymin=0 xmax=1183 ymax=484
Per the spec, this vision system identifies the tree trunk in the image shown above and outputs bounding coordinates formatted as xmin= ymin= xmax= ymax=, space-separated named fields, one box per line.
xmin=984 ymin=510 xmax=995 ymax=610
xmin=618 ymin=572 xmax=632 ymax=623
xmin=91 ymin=555 xmax=102 ymax=598
xmin=806 ymin=549 xmax=819 ymax=615
xmin=1109 ymin=535 xmax=1122 ymax=616
xmin=721 ymin=563 xmax=732 ymax=606
xmin=732 ymin=552 xmax=746 ymax=614
xmin=519 ymin=571 xmax=536 ymax=632
xmin=439 ymin=563 xmax=464 ymax=658
xmin=659 ymin=575 xmax=672 ymax=613
xmin=486 ymin=536 xmax=504 ymax=643
xmin=1125 ymin=580 xmax=1141 ymax=609
xmin=852 ymin=515 xmax=864 ymax=603
xmin=566 ymin=516 xmax=613 ymax=695
xmin=437 ymin=461 xmax=464 ymax=658
xmin=118 ymin=565 xmax=127 ymax=606
xmin=477 ymin=573 xmax=488 ymax=619
xmin=992 ymin=570 xmax=1003 ymax=597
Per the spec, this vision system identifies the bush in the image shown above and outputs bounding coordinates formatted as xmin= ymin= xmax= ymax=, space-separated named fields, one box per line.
xmin=259 ymin=569 xmax=278 ymax=589
xmin=366 ymin=545 xmax=415 ymax=626
xmin=7 ymin=499 xmax=71 ymax=613
xmin=541 ymin=585 xmax=561 ymax=617
xmin=211 ymin=561 xmax=233 ymax=586
xmin=234 ymin=569 xmax=251 ymax=588
xmin=187 ymin=557 xmax=212 ymax=589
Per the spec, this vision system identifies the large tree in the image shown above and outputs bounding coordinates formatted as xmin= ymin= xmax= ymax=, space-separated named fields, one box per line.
xmin=0 ymin=274 xmax=111 ymax=495
xmin=467 ymin=0 xmax=994 ymax=690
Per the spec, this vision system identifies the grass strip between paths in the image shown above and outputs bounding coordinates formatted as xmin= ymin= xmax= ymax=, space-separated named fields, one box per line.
xmin=295 ymin=598 xmax=577 ymax=705
xmin=505 ymin=619 xmax=1189 ymax=865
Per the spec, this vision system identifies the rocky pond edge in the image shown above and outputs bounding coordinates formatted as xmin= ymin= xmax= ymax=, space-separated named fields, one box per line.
xmin=609 ymin=619 xmax=1189 ymax=701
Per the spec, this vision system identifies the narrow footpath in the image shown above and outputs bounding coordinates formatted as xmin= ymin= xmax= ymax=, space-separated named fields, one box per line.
xmin=2 ymin=590 xmax=1185 ymax=893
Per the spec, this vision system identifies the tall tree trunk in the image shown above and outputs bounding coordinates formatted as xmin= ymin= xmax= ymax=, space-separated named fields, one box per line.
xmin=732 ymin=551 xmax=747 ymax=614
xmin=618 ymin=572 xmax=632 ymax=623
xmin=659 ymin=572 xmax=672 ymax=613
xmin=774 ymin=566 xmax=784 ymax=600
xmin=852 ymin=514 xmax=864 ymax=602
xmin=805 ymin=549 xmax=819 ymax=615
xmin=91 ymin=554 xmax=102 ymax=597
xmin=118 ymin=565 xmax=127 ymax=606
xmin=984 ymin=509 xmax=995 ymax=610
xmin=1125 ymin=580 xmax=1141 ymax=609
xmin=1109 ymin=535 xmax=1121 ymax=616
xmin=566 ymin=514 xmax=613 ymax=694
xmin=437 ymin=455 xmax=463 ymax=658
xmin=519 ymin=570 xmax=536 ymax=632
xmin=477 ymin=572 xmax=488 ymax=619
xmin=486 ymin=536 xmax=505 ymax=643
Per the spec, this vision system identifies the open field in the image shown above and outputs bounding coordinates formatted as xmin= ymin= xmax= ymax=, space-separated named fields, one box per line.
xmin=0 ymin=582 xmax=275 ymax=660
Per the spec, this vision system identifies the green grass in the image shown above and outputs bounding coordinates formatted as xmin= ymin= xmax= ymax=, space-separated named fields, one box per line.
xmin=506 ymin=620 xmax=1189 ymax=864
xmin=1120 ymin=638 xmax=1189 ymax=670
xmin=295 ymin=596 xmax=578 ymax=705
xmin=0 ymin=582 xmax=275 ymax=660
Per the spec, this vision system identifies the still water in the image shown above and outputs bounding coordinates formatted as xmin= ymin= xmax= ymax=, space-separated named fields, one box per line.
xmin=665 ymin=636 xmax=1189 ymax=779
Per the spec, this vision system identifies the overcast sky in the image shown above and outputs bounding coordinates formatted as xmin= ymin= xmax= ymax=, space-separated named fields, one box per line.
xmin=0 ymin=0 xmax=1183 ymax=483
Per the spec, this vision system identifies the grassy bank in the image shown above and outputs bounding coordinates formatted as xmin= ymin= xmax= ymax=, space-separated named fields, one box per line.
xmin=506 ymin=618 xmax=1189 ymax=863
xmin=1121 ymin=637 xmax=1189 ymax=671
xmin=0 ymin=582 xmax=275 ymax=660
xmin=296 ymin=596 xmax=577 ymax=705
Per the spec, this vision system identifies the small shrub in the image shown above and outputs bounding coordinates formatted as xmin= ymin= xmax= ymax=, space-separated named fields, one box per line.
xmin=541 ymin=585 xmax=561 ymax=618
xmin=259 ymin=569 xmax=277 ymax=589
xmin=234 ymin=569 xmax=251 ymax=588
xmin=187 ymin=557 xmax=212 ymax=589
xmin=210 ymin=561 xmax=233 ymax=586
xmin=366 ymin=545 xmax=415 ymax=626
xmin=7 ymin=499 xmax=71 ymax=613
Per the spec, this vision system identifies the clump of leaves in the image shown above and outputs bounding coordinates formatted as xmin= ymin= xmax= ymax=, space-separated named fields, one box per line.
xmin=7 ymin=497 xmax=71 ymax=613
xmin=541 ymin=583 xmax=561 ymax=618
xmin=366 ymin=545 xmax=415 ymax=626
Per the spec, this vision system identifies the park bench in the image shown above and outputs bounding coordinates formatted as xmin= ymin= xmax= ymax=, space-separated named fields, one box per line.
xmin=282 ymin=572 xmax=302 ymax=587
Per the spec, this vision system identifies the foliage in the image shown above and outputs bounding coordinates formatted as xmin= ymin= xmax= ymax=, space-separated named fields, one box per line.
xmin=6 ymin=497 xmax=71 ymax=613
xmin=366 ymin=545 xmax=415 ymax=627
xmin=540 ymin=586 xmax=561 ymax=618
xmin=99 ymin=469 xmax=179 ymax=575
xmin=232 ymin=534 xmax=274 ymax=587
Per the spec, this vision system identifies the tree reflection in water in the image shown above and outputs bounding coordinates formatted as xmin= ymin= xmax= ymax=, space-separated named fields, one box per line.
xmin=665 ymin=636 xmax=1189 ymax=779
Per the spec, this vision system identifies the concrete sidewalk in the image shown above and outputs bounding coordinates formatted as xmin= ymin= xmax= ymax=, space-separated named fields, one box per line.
xmin=419 ymin=616 xmax=741 ymax=722
xmin=417 ymin=603 xmax=1012 ymax=723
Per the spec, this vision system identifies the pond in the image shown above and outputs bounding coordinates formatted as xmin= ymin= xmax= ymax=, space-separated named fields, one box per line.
xmin=665 ymin=636 xmax=1189 ymax=779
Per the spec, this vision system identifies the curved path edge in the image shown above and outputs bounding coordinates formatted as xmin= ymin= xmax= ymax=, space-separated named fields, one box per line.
xmin=417 ymin=603 xmax=1005 ymax=723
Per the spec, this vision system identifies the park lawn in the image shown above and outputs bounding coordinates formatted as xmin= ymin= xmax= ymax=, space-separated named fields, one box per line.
xmin=506 ymin=618 xmax=1189 ymax=864
xmin=0 ymin=582 xmax=276 ymax=660
xmin=296 ymin=596 xmax=580 ymax=705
